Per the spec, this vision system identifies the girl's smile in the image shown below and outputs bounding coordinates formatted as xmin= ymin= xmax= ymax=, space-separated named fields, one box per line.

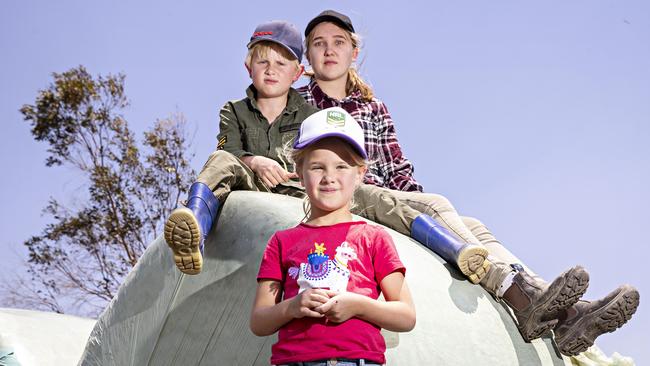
xmin=298 ymin=138 xmax=366 ymax=224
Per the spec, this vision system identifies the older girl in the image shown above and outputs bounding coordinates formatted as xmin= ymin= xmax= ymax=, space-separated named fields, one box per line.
xmin=297 ymin=10 xmax=638 ymax=356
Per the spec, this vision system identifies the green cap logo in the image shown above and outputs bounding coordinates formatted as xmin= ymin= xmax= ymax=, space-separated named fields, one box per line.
xmin=326 ymin=110 xmax=346 ymax=127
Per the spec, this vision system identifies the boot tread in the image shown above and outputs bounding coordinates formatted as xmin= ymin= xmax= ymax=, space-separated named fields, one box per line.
xmin=164 ymin=207 xmax=203 ymax=275
xmin=544 ymin=267 xmax=590 ymax=317
xmin=555 ymin=288 xmax=639 ymax=356
xmin=457 ymin=246 xmax=489 ymax=284
xmin=516 ymin=266 xmax=589 ymax=342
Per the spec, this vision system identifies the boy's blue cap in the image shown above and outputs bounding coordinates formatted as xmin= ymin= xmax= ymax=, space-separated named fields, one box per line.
xmin=247 ymin=21 xmax=303 ymax=63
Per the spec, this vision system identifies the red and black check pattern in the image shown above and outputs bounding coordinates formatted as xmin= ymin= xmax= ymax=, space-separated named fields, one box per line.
xmin=298 ymin=80 xmax=423 ymax=192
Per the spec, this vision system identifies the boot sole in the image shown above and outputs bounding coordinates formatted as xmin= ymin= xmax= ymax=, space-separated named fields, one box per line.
xmin=457 ymin=246 xmax=490 ymax=284
xmin=520 ymin=267 xmax=590 ymax=341
xmin=164 ymin=207 xmax=203 ymax=275
xmin=556 ymin=287 xmax=640 ymax=356
xmin=544 ymin=267 xmax=590 ymax=318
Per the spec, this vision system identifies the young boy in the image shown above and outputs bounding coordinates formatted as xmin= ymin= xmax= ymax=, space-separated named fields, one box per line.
xmin=164 ymin=20 xmax=317 ymax=274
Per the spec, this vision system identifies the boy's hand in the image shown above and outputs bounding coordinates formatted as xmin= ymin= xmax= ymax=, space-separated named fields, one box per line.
xmin=244 ymin=156 xmax=298 ymax=188
xmin=288 ymin=288 xmax=331 ymax=319
xmin=314 ymin=291 xmax=365 ymax=323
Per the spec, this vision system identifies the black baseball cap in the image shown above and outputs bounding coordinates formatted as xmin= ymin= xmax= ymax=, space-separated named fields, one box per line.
xmin=247 ymin=21 xmax=303 ymax=63
xmin=304 ymin=10 xmax=355 ymax=37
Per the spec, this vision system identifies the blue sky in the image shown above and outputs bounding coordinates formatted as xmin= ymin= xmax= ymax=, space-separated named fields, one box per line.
xmin=1 ymin=0 xmax=648 ymax=363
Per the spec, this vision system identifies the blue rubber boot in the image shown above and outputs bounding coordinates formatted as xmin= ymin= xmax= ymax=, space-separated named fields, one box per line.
xmin=411 ymin=214 xmax=490 ymax=283
xmin=164 ymin=182 xmax=220 ymax=275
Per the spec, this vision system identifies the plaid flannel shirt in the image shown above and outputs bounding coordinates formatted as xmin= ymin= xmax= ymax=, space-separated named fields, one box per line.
xmin=297 ymin=80 xmax=423 ymax=192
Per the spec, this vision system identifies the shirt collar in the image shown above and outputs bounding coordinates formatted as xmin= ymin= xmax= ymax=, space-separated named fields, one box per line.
xmin=307 ymin=78 xmax=363 ymax=106
xmin=246 ymin=84 xmax=305 ymax=114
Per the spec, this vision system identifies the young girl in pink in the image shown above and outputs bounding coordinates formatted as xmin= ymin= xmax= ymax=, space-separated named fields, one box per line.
xmin=250 ymin=107 xmax=415 ymax=366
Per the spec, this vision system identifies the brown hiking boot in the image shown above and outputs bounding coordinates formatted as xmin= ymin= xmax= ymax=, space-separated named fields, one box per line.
xmin=553 ymin=285 xmax=640 ymax=356
xmin=503 ymin=266 xmax=590 ymax=341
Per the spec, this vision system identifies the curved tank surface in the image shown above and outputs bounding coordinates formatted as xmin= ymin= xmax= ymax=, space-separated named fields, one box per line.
xmin=78 ymin=191 xmax=570 ymax=365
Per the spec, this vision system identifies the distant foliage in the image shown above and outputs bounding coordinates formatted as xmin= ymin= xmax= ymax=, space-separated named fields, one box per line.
xmin=14 ymin=66 xmax=195 ymax=316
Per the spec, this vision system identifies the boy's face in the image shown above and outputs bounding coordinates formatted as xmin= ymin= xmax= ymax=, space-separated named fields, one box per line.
xmin=247 ymin=47 xmax=303 ymax=99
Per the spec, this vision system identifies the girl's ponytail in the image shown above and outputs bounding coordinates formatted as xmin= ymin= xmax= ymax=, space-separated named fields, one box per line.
xmin=346 ymin=67 xmax=374 ymax=102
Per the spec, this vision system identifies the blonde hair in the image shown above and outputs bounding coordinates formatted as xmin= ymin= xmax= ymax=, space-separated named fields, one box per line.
xmin=245 ymin=41 xmax=301 ymax=70
xmin=291 ymin=139 xmax=367 ymax=172
xmin=304 ymin=23 xmax=374 ymax=102
xmin=290 ymin=137 xmax=367 ymax=218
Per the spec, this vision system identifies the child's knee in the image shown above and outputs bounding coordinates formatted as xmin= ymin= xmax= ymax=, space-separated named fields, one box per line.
xmin=208 ymin=150 xmax=236 ymax=161
xmin=203 ymin=150 xmax=238 ymax=168
xmin=461 ymin=216 xmax=484 ymax=230
xmin=424 ymin=192 xmax=455 ymax=212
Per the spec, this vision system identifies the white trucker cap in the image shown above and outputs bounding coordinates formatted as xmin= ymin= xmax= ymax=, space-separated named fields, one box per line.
xmin=293 ymin=107 xmax=367 ymax=159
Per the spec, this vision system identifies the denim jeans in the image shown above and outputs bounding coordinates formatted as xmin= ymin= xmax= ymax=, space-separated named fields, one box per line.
xmin=279 ymin=359 xmax=381 ymax=366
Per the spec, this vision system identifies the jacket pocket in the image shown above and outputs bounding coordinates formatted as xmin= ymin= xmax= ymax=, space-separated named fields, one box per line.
xmin=243 ymin=127 xmax=261 ymax=152
xmin=279 ymin=123 xmax=301 ymax=147
xmin=279 ymin=123 xmax=301 ymax=133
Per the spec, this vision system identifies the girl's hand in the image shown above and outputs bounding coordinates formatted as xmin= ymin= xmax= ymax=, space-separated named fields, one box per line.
xmin=244 ymin=155 xmax=298 ymax=188
xmin=314 ymin=291 xmax=365 ymax=323
xmin=289 ymin=288 xmax=331 ymax=319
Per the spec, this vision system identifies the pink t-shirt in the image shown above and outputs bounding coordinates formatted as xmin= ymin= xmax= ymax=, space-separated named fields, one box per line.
xmin=257 ymin=221 xmax=405 ymax=365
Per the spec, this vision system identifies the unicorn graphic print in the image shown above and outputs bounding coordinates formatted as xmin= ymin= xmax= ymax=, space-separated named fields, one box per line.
xmin=288 ymin=242 xmax=358 ymax=293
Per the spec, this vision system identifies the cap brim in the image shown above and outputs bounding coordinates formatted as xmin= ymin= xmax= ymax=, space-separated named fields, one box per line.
xmin=294 ymin=132 xmax=367 ymax=159
xmin=246 ymin=38 xmax=300 ymax=61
